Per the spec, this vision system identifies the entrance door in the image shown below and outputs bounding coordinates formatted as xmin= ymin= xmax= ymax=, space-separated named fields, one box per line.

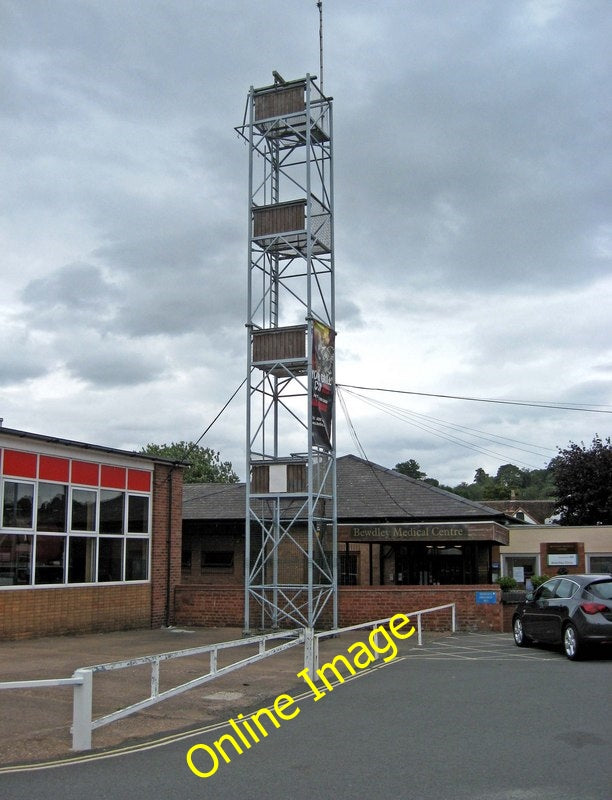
xmin=394 ymin=543 xmax=470 ymax=585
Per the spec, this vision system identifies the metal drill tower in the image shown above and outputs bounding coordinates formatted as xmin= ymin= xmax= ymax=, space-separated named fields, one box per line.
xmin=237 ymin=72 xmax=336 ymax=630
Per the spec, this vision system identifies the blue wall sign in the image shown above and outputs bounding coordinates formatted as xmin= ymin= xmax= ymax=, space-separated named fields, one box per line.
xmin=475 ymin=590 xmax=498 ymax=605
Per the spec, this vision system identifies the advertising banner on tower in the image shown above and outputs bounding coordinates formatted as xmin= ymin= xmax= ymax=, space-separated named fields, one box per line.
xmin=311 ymin=320 xmax=335 ymax=450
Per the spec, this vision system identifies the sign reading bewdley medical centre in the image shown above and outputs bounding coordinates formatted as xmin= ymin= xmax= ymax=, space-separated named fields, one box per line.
xmin=338 ymin=523 xmax=509 ymax=544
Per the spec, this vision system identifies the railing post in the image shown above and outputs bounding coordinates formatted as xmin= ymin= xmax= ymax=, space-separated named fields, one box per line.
xmin=151 ymin=658 xmax=160 ymax=698
xmin=210 ymin=646 xmax=218 ymax=675
xmin=417 ymin=613 xmax=422 ymax=646
xmin=303 ymin=627 xmax=315 ymax=674
xmin=72 ymin=669 xmax=93 ymax=751
xmin=372 ymin=626 xmax=380 ymax=661
xmin=451 ymin=603 xmax=456 ymax=633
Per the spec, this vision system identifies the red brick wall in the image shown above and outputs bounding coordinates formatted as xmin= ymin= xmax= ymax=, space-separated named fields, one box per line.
xmin=150 ymin=463 xmax=183 ymax=628
xmin=175 ymin=584 xmax=503 ymax=632
xmin=336 ymin=586 xmax=501 ymax=631
xmin=175 ymin=585 xmax=245 ymax=627
xmin=502 ymin=601 xmax=519 ymax=633
xmin=0 ymin=584 xmax=151 ymax=639
xmin=181 ymin=530 xmax=244 ymax=585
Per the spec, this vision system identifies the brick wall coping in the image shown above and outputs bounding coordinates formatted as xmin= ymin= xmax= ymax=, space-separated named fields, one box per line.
xmin=176 ymin=584 xmax=500 ymax=593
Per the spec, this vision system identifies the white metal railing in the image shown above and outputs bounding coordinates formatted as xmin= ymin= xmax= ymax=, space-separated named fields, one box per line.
xmin=305 ymin=603 xmax=456 ymax=673
xmin=72 ymin=629 xmax=304 ymax=750
xmin=0 ymin=604 xmax=456 ymax=754
xmin=0 ymin=674 xmax=89 ymax=753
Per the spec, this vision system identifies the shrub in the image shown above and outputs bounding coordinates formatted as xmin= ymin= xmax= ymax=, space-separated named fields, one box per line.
xmin=496 ymin=576 xmax=518 ymax=590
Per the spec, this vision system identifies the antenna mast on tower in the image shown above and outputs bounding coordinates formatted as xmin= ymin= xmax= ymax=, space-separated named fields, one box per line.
xmin=317 ymin=0 xmax=324 ymax=93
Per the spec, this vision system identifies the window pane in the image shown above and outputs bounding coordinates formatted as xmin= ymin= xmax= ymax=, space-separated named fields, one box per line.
xmin=68 ymin=537 xmax=96 ymax=583
xmin=555 ymin=579 xmax=577 ymax=599
xmin=538 ymin=579 xmax=559 ymax=599
xmin=100 ymin=490 xmax=124 ymax=534
xmin=35 ymin=535 xmax=66 ymax=584
xmin=72 ymin=489 xmax=97 ymax=532
xmin=37 ymin=483 xmax=67 ymax=532
xmin=338 ymin=552 xmax=359 ymax=585
xmin=201 ymin=551 xmax=234 ymax=570
xmin=0 ymin=534 xmax=32 ymax=585
xmin=128 ymin=495 xmax=149 ymax=533
xmin=3 ymin=482 xmax=34 ymax=528
xmin=98 ymin=538 xmax=123 ymax=581
xmin=589 ymin=555 xmax=612 ymax=573
xmin=126 ymin=538 xmax=148 ymax=580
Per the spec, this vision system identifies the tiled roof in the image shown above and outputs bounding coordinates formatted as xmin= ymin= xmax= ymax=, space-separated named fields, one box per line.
xmin=484 ymin=500 xmax=558 ymax=524
xmin=335 ymin=455 xmax=505 ymax=521
xmin=183 ymin=482 xmax=246 ymax=520
xmin=182 ymin=454 xmax=506 ymax=523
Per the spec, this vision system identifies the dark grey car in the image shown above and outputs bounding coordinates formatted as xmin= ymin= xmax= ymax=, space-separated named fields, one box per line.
xmin=512 ymin=573 xmax=612 ymax=660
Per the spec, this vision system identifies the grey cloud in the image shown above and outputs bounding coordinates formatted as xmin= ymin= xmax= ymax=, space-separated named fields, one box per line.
xmin=332 ymin=2 xmax=612 ymax=291
xmin=2 ymin=0 xmax=611 ymax=483
xmin=22 ymin=262 xmax=119 ymax=317
xmin=0 ymin=339 xmax=50 ymax=386
xmin=65 ymin=344 xmax=168 ymax=388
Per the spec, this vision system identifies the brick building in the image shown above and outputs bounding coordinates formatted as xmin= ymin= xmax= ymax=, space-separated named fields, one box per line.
xmin=178 ymin=455 xmax=512 ymax=631
xmin=0 ymin=427 xmax=184 ymax=639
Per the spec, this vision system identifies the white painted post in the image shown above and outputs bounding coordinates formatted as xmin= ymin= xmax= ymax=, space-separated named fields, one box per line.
xmin=210 ymin=647 xmax=218 ymax=675
xmin=150 ymin=658 xmax=160 ymax=698
xmin=72 ymin=669 xmax=93 ymax=751
xmin=451 ymin=603 xmax=456 ymax=633
xmin=303 ymin=627 xmax=315 ymax=674
xmin=417 ymin=613 xmax=423 ymax=646
xmin=372 ymin=626 xmax=380 ymax=661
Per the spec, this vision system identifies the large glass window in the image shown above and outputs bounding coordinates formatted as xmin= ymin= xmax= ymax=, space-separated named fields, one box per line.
xmin=503 ymin=556 xmax=538 ymax=588
xmin=100 ymin=490 xmax=125 ymax=534
xmin=71 ymin=488 xmax=97 ymax=532
xmin=126 ymin=538 xmax=148 ymax=580
xmin=3 ymin=481 xmax=34 ymax=528
xmin=68 ymin=536 xmax=96 ymax=583
xmin=0 ymin=534 xmax=32 ymax=585
xmin=34 ymin=535 xmax=66 ymax=584
xmin=128 ymin=495 xmax=149 ymax=533
xmin=1 ymin=464 xmax=152 ymax=589
xmin=37 ymin=483 xmax=67 ymax=532
xmin=98 ymin=538 xmax=123 ymax=581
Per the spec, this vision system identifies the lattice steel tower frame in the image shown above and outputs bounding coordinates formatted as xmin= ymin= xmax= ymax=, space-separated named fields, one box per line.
xmin=236 ymin=73 xmax=337 ymax=630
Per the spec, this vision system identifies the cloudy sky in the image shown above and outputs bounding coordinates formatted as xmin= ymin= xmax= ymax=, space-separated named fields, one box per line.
xmin=2 ymin=0 xmax=611 ymax=486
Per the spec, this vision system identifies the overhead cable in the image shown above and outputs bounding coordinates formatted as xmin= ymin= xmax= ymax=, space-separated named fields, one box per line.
xmin=337 ymin=384 xmax=612 ymax=414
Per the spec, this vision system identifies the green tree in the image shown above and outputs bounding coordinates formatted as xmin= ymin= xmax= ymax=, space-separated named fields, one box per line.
xmin=474 ymin=468 xmax=489 ymax=486
xmin=395 ymin=459 xmax=426 ymax=479
xmin=549 ymin=435 xmax=612 ymax=525
xmin=495 ymin=464 xmax=525 ymax=494
xmin=141 ymin=441 xmax=239 ymax=484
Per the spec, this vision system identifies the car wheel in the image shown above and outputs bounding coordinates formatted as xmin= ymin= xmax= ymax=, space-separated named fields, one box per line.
xmin=562 ymin=623 xmax=583 ymax=661
xmin=513 ymin=617 xmax=531 ymax=647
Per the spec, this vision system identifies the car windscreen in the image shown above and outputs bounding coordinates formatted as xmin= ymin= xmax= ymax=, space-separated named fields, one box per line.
xmin=587 ymin=580 xmax=612 ymax=600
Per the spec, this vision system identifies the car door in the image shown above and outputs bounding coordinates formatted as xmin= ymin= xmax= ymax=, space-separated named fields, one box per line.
xmin=543 ymin=578 xmax=580 ymax=643
xmin=522 ymin=579 xmax=559 ymax=640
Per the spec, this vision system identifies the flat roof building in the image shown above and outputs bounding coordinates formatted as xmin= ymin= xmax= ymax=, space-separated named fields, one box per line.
xmin=0 ymin=427 xmax=184 ymax=639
